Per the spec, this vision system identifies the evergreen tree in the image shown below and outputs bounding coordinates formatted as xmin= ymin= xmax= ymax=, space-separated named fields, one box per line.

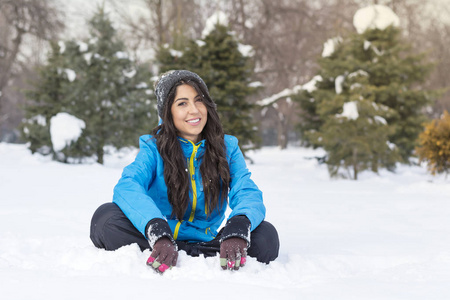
xmin=22 ymin=8 xmax=157 ymax=164
xmin=157 ymin=24 xmax=260 ymax=153
xmin=294 ymin=25 xmax=436 ymax=179
xmin=21 ymin=42 xmax=66 ymax=155
xmin=62 ymin=10 xmax=156 ymax=164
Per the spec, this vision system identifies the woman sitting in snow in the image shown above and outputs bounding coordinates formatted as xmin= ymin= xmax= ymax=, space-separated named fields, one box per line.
xmin=90 ymin=70 xmax=279 ymax=273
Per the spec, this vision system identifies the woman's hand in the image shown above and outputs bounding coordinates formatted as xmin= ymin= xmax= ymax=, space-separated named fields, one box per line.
xmin=147 ymin=237 xmax=178 ymax=274
xmin=220 ymin=237 xmax=248 ymax=270
xmin=219 ymin=215 xmax=251 ymax=270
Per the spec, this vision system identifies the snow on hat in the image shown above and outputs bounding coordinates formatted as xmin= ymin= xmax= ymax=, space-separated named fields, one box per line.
xmin=154 ymin=70 xmax=211 ymax=118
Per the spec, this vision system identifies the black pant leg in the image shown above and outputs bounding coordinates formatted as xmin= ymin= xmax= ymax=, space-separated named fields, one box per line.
xmin=90 ymin=202 xmax=150 ymax=251
xmin=90 ymin=203 xmax=280 ymax=264
xmin=187 ymin=221 xmax=280 ymax=264
xmin=247 ymin=221 xmax=280 ymax=264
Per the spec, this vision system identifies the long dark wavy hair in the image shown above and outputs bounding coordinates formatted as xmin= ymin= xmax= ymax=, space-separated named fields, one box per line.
xmin=151 ymin=80 xmax=230 ymax=221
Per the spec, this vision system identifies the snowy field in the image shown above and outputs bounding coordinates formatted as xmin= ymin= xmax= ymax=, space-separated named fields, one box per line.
xmin=1 ymin=142 xmax=449 ymax=300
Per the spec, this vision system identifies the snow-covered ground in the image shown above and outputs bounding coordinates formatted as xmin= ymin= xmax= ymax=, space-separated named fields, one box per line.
xmin=1 ymin=142 xmax=449 ymax=299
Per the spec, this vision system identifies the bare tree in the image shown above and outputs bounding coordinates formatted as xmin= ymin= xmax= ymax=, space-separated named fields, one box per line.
xmin=108 ymin=0 xmax=205 ymax=59
xmin=0 ymin=0 xmax=63 ymax=141
xmin=386 ymin=0 xmax=450 ymax=117
xmin=423 ymin=18 xmax=450 ymax=116
xmin=227 ymin=0 xmax=450 ymax=148
xmin=103 ymin=0 xmax=450 ymax=148
xmin=223 ymin=0 xmax=358 ymax=148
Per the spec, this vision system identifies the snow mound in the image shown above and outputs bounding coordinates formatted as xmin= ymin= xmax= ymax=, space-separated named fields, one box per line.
xmin=353 ymin=5 xmax=400 ymax=34
xmin=335 ymin=75 xmax=345 ymax=94
xmin=202 ymin=11 xmax=228 ymax=37
xmin=336 ymin=101 xmax=359 ymax=120
xmin=256 ymin=76 xmax=322 ymax=107
xmin=50 ymin=112 xmax=86 ymax=151
xmin=238 ymin=43 xmax=254 ymax=57
xmin=322 ymin=37 xmax=342 ymax=57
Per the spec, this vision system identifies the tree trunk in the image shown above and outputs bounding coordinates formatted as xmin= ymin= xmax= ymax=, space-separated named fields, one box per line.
xmin=154 ymin=0 xmax=164 ymax=46
xmin=353 ymin=148 xmax=358 ymax=180
xmin=97 ymin=145 xmax=104 ymax=165
xmin=0 ymin=27 xmax=24 ymax=138
xmin=278 ymin=123 xmax=288 ymax=149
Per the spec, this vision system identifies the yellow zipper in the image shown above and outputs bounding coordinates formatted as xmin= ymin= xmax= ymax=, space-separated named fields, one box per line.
xmin=173 ymin=220 xmax=182 ymax=240
xmin=174 ymin=139 xmax=201 ymax=240
xmin=187 ymin=141 xmax=201 ymax=222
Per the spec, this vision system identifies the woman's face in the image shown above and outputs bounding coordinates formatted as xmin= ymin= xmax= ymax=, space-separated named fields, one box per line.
xmin=171 ymin=84 xmax=208 ymax=143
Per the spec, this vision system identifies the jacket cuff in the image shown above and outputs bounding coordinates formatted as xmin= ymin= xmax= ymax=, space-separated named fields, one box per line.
xmin=145 ymin=218 xmax=176 ymax=249
xmin=219 ymin=215 xmax=251 ymax=246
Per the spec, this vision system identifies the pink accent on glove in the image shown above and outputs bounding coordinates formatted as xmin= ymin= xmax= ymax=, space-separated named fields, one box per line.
xmin=240 ymin=257 xmax=247 ymax=266
xmin=158 ymin=264 xmax=170 ymax=273
xmin=227 ymin=261 xmax=235 ymax=269
xmin=147 ymin=256 xmax=155 ymax=265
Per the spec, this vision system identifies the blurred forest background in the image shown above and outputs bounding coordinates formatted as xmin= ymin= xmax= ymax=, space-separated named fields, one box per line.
xmin=1 ymin=0 xmax=449 ymax=176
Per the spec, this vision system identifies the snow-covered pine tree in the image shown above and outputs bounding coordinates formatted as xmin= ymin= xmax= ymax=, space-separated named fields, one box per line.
xmin=157 ymin=19 xmax=260 ymax=153
xmin=23 ymin=7 xmax=157 ymax=164
xmin=294 ymin=5 xmax=436 ymax=179
xmin=64 ymin=9 xmax=156 ymax=164
xmin=22 ymin=42 xmax=66 ymax=155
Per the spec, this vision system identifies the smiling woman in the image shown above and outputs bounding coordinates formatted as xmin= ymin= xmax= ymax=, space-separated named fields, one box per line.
xmin=171 ymin=84 xmax=208 ymax=144
xmin=89 ymin=70 xmax=279 ymax=274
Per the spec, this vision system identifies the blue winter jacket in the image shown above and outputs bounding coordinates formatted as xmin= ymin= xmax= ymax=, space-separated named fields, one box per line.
xmin=112 ymin=134 xmax=265 ymax=243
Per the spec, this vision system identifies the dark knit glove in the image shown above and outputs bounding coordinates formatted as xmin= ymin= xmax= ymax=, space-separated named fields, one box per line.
xmin=219 ymin=215 xmax=251 ymax=270
xmin=147 ymin=237 xmax=178 ymax=273
xmin=145 ymin=218 xmax=178 ymax=274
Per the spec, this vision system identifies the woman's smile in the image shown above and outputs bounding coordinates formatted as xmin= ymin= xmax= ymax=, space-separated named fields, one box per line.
xmin=171 ymin=84 xmax=208 ymax=143
xmin=187 ymin=118 xmax=201 ymax=124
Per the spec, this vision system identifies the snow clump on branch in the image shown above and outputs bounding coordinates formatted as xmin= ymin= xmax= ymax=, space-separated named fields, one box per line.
xmin=353 ymin=5 xmax=400 ymax=34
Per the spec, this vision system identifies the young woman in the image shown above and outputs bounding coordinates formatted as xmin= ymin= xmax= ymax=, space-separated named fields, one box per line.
xmin=90 ymin=70 xmax=279 ymax=273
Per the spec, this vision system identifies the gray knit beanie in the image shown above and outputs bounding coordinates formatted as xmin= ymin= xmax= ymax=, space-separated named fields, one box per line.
xmin=154 ymin=70 xmax=211 ymax=118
